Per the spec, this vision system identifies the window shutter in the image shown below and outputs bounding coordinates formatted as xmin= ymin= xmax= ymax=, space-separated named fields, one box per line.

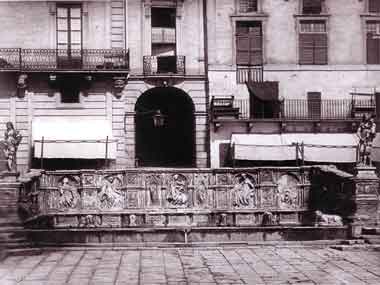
xmin=367 ymin=33 xmax=380 ymax=64
xmin=249 ymin=26 xmax=262 ymax=65
xmin=299 ymin=34 xmax=314 ymax=64
xmin=369 ymin=0 xmax=380 ymax=13
xmin=239 ymin=0 xmax=258 ymax=13
xmin=236 ymin=35 xmax=251 ymax=65
xmin=303 ymin=0 xmax=322 ymax=14
xmin=313 ymin=33 xmax=328 ymax=65
xmin=307 ymin=92 xmax=321 ymax=119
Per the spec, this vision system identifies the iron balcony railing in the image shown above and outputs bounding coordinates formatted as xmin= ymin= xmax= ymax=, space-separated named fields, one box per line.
xmin=0 ymin=48 xmax=129 ymax=72
xmin=236 ymin=65 xmax=264 ymax=83
xmin=143 ymin=55 xmax=185 ymax=75
xmin=231 ymin=98 xmax=375 ymax=120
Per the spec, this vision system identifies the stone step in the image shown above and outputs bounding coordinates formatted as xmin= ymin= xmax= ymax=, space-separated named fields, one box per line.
xmin=362 ymin=235 xmax=380 ymax=244
xmin=362 ymin=227 xmax=380 ymax=235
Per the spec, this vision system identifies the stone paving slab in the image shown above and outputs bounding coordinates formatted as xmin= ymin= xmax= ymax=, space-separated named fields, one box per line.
xmin=0 ymin=246 xmax=379 ymax=285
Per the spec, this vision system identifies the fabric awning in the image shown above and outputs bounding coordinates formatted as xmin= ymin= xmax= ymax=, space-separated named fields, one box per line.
xmin=231 ymin=133 xmax=358 ymax=163
xmin=33 ymin=118 xmax=117 ymax=159
xmin=246 ymin=82 xmax=279 ymax=101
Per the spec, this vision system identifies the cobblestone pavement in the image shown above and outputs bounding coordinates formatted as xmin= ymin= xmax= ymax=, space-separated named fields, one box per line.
xmin=0 ymin=247 xmax=379 ymax=284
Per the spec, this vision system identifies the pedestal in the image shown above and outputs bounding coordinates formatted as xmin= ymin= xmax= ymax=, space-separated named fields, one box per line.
xmin=0 ymin=172 xmax=22 ymax=226
xmin=349 ymin=166 xmax=380 ymax=228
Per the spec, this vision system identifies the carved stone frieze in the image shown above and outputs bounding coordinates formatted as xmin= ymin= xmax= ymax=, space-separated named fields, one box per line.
xmin=193 ymin=173 xmax=208 ymax=208
xmin=97 ymin=175 xmax=124 ymax=210
xmin=167 ymin=174 xmax=189 ymax=207
xmin=145 ymin=174 xmax=161 ymax=207
xmin=231 ymin=173 xmax=256 ymax=208
xmin=78 ymin=214 xmax=102 ymax=228
xmin=277 ymin=174 xmax=299 ymax=209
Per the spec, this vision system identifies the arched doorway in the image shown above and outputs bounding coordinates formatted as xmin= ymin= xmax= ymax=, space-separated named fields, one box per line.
xmin=135 ymin=87 xmax=195 ymax=167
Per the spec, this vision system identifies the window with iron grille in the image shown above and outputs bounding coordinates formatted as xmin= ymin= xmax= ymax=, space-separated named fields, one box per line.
xmin=366 ymin=21 xmax=380 ymax=64
xmin=239 ymin=0 xmax=258 ymax=13
xmin=369 ymin=0 xmax=380 ymax=13
xmin=302 ymin=0 xmax=323 ymax=14
xmin=236 ymin=21 xmax=262 ymax=66
xmin=299 ymin=20 xmax=327 ymax=65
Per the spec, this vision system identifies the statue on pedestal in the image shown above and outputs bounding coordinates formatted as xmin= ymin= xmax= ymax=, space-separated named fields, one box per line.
xmin=3 ymin=122 xmax=22 ymax=172
xmin=357 ymin=114 xmax=376 ymax=166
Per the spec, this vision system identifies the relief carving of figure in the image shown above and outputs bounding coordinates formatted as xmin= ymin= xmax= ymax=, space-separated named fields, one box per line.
xmin=277 ymin=174 xmax=299 ymax=209
xmin=146 ymin=175 xmax=161 ymax=206
xmin=232 ymin=173 xmax=256 ymax=207
xmin=97 ymin=176 xmax=124 ymax=209
xmin=194 ymin=174 xmax=208 ymax=207
xmin=2 ymin=122 xmax=22 ymax=172
xmin=57 ymin=177 xmax=79 ymax=210
xmin=167 ymin=174 xmax=189 ymax=207
xmin=357 ymin=114 xmax=376 ymax=166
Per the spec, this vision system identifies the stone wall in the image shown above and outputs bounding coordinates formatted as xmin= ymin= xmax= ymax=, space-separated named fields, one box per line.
xmin=20 ymin=167 xmax=313 ymax=229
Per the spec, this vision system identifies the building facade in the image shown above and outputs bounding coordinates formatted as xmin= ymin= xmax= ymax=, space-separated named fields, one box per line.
xmin=0 ymin=0 xmax=379 ymax=171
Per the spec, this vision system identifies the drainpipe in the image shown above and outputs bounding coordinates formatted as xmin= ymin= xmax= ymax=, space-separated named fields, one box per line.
xmin=202 ymin=0 xmax=210 ymax=168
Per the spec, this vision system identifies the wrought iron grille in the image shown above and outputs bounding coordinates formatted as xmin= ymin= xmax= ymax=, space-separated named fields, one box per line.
xmin=143 ymin=55 xmax=185 ymax=75
xmin=0 ymin=48 xmax=129 ymax=71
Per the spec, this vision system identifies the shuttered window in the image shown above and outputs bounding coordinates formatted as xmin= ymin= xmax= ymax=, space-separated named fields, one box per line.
xmin=307 ymin=92 xmax=321 ymax=119
xmin=299 ymin=21 xmax=327 ymax=65
xmin=366 ymin=21 xmax=380 ymax=64
xmin=239 ymin=0 xmax=258 ymax=13
xmin=303 ymin=0 xmax=322 ymax=14
xmin=369 ymin=0 xmax=380 ymax=13
xmin=236 ymin=22 xmax=262 ymax=65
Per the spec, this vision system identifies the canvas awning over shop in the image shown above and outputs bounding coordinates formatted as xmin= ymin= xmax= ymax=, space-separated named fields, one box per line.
xmin=231 ymin=133 xmax=359 ymax=163
xmin=33 ymin=118 xmax=117 ymax=159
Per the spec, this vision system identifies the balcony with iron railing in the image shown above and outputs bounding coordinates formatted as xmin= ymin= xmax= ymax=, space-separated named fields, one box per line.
xmin=143 ymin=55 xmax=185 ymax=76
xmin=213 ymin=98 xmax=376 ymax=121
xmin=0 ymin=48 xmax=129 ymax=73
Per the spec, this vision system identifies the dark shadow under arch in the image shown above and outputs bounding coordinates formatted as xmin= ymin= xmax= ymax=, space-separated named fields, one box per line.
xmin=135 ymin=87 xmax=195 ymax=167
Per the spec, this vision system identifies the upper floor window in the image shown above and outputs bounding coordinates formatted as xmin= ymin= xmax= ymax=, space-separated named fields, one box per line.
xmin=366 ymin=21 xmax=380 ymax=64
xmin=369 ymin=0 xmax=380 ymax=13
xmin=299 ymin=20 xmax=328 ymax=65
xmin=236 ymin=21 xmax=262 ymax=66
xmin=238 ymin=0 xmax=258 ymax=13
xmin=302 ymin=0 xmax=323 ymax=14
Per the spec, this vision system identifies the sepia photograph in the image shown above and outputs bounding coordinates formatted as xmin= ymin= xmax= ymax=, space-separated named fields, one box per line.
xmin=0 ymin=0 xmax=379 ymax=284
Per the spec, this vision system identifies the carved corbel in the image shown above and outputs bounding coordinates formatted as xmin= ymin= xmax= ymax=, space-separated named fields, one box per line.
xmin=213 ymin=122 xmax=222 ymax=132
xmin=143 ymin=0 xmax=152 ymax=17
xmin=246 ymin=122 xmax=254 ymax=133
xmin=16 ymin=74 xmax=28 ymax=98
xmin=113 ymin=76 xmax=128 ymax=98
xmin=313 ymin=121 xmax=321 ymax=133
xmin=176 ymin=0 xmax=184 ymax=18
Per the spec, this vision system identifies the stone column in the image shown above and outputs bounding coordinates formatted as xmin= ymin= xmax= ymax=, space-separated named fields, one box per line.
xmin=348 ymin=166 xmax=379 ymax=232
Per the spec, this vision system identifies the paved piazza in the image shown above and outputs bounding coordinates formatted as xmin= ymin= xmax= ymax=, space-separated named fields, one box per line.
xmin=0 ymin=247 xmax=379 ymax=285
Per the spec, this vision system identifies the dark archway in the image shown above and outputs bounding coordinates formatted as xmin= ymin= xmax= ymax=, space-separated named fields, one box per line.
xmin=135 ymin=87 xmax=195 ymax=167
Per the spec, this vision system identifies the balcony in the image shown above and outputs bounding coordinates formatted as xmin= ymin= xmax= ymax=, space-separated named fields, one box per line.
xmin=143 ymin=55 xmax=185 ymax=76
xmin=0 ymin=48 xmax=129 ymax=73
xmin=237 ymin=65 xmax=263 ymax=83
xmin=230 ymin=98 xmax=374 ymax=120
xmin=151 ymin=27 xmax=176 ymax=44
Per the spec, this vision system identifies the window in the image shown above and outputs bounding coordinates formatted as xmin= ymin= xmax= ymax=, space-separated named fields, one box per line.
xmin=238 ymin=0 xmax=258 ymax=13
xmin=307 ymin=92 xmax=321 ymax=119
xmin=56 ymin=4 xmax=82 ymax=69
xmin=236 ymin=21 xmax=262 ymax=66
xmin=366 ymin=21 xmax=380 ymax=64
xmin=369 ymin=0 xmax=380 ymax=13
xmin=299 ymin=20 xmax=327 ymax=65
xmin=302 ymin=0 xmax=322 ymax=14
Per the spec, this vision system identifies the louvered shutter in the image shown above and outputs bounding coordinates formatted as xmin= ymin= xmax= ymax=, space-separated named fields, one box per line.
xmin=369 ymin=0 xmax=380 ymax=13
xmin=299 ymin=34 xmax=314 ymax=64
xmin=236 ymin=34 xmax=251 ymax=65
xmin=239 ymin=0 xmax=258 ymax=13
xmin=249 ymin=26 xmax=262 ymax=65
xmin=367 ymin=32 xmax=380 ymax=64
xmin=313 ymin=33 xmax=328 ymax=64
xmin=236 ymin=23 xmax=262 ymax=65
xmin=307 ymin=92 xmax=321 ymax=119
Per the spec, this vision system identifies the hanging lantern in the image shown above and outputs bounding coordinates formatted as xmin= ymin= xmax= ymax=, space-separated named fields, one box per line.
xmin=152 ymin=110 xmax=165 ymax=127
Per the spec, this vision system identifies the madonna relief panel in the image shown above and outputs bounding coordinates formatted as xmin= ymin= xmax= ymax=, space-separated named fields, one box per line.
xmin=277 ymin=174 xmax=299 ymax=209
xmin=232 ymin=173 xmax=256 ymax=208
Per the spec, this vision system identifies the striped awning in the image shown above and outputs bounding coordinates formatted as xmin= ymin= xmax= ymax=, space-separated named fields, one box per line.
xmin=231 ymin=133 xmax=359 ymax=163
xmin=32 ymin=118 xmax=117 ymax=159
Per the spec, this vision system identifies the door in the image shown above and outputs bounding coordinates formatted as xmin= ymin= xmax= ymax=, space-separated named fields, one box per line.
xmin=56 ymin=4 xmax=82 ymax=69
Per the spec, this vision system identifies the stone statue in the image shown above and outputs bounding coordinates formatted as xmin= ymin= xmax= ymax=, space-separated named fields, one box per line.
xmin=357 ymin=114 xmax=376 ymax=166
xmin=314 ymin=210 xmax=343 ymax=226
xmin=3 ymin=122 xmax=22 ymax=172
